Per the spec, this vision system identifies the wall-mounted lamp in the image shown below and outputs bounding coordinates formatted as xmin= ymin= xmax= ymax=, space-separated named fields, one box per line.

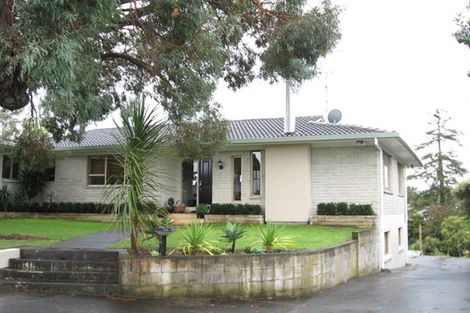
xmin=218 ymin=159 xmax=224 ymax=169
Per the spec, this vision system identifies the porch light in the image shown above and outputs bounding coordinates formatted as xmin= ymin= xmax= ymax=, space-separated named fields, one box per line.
xmin=218 ymin=159 xmax=224 ymax=169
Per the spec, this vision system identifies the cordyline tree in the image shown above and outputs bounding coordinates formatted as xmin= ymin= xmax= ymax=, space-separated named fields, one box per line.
xmin=409 ymin=109 xmax=467 ymax=205
xmin=0 ymin=0 xmax=341 ymax=142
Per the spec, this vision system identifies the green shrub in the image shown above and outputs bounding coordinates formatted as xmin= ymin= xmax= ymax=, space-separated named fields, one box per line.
xmin=209 ymin=203 xmax=262 ymax=215
xmin=423 ymin=236 xmax=443 ymax=256
xmin=317 ymin=202 xmax=374 ymax=215
xmin=440 ymin=216 xmax=470 ymax=257
xmin=180 ymin=222 xmax=218 ymax=255
xmin=221 ymin=222 xmax=246 ymax=253
xmin=253 ymin=223 xmax=293 ymax=252
xmin=196 ymin=204 xmax=209 ymax=218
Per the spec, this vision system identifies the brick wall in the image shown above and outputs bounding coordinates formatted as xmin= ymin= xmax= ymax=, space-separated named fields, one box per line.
xmin=311 ymin=146 xmax=381 ymax=217
xmin=212 ymin=151 xmax=265 ymax=206
xmin=37 ymin=154 xmax=182 ymax=205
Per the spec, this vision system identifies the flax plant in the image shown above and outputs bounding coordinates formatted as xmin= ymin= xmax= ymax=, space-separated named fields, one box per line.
xmin=107 ymin=97 xmax=171 ymax=254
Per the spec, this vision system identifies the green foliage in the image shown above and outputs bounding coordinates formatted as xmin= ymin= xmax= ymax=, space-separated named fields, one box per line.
xmin=208 ymin=203 xmax=262 ymax=215
xmin=0 ymin=201 xmax=114 ymax=214
xmin=317 ymin=203 xmax=374 ymax=215
xmin=454 ymin=180 xmax=470 ymax=217
xmin=180 ymin=222 xmax=218 ymax=255
xmin=174 ymin=103 xmax=228 ymax=160
xmin=423 ymin=236 xmax=444 ymax=256
xmin=0 ymin=186 xmax=10 ymax=203
xmin=254 ymin=223 xmax=293 ymax=252
xmin=440 ymin=216 xmax=470 ymax=257
xmin=423 ymin=205 xmax=457 ymax=239
xmin=409 ymin=109 xmax=467 ymax=204
xmin=455 ymin=3 xmax=470 ymax=73
xmin=407 ymin=207 xmax=425 ymax=244
xmin=196 ymin=204 xmax=209 ymax=219
xmin=108 ymin=97 xmax=171 ymax=253
xmin=0 ymin=0 xmax=341 ymax=141
xmin=245 ymin=246 xmax=266 ymax=255
xmin=221 ymin=222 xmax=246 ymax=253
xmin=146 ymin=214 xmax=174 ymax=230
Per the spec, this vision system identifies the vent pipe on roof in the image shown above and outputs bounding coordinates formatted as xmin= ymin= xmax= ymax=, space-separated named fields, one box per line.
xmin=284 ymin=80 xmax=295 ymax=134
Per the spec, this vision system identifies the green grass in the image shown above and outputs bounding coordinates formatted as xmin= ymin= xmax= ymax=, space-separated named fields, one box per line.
xmin=0 ymin=219 xmax=112 ymax=249
xmin=112 ymin=224 xmax=359 ymax=252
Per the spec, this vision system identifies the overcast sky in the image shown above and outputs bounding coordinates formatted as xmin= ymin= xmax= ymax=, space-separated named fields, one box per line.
xmin=212 ymin=0 xmax=470 ymax=188
xmin=97 ymin=0 xmax=470 ymax=189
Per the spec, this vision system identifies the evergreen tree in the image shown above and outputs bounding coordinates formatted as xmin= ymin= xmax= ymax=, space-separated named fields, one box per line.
xmin=0 ymin=0 xmax=342 ymax=141
xmin=409 ymin=109 xmax=467 ymax=204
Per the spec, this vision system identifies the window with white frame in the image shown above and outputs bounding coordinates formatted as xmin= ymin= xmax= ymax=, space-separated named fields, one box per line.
xmin=88 ymin=155 xmax=124 ymax=185
xmin=251 ymin=151 xmax=261 ymax=196
xmin=398 ymin=163 xmax=405 ymax=195
xmin=233 ymin=157 xmax=242 ymax=201
xmin=384 ymin=231 xmax=390 ymax=254
xmin=2 ymin=155 xmax=19 ymax=180
xmin=383 ymin=153 xmax=392 ymax=192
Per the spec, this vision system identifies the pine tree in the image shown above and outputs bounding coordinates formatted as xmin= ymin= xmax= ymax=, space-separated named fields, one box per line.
xmin=409 ymin=109 xmax=467 ymax=204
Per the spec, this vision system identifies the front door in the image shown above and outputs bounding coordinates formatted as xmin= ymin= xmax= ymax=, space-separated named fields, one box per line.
xmin=199 ymin=159 xmax=213 ymax=204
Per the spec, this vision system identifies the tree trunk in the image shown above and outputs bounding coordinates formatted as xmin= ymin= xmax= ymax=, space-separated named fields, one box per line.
xmin=231 ymin=240 xmax=236 ymax=253
xmin=130 ymin=226 xmax=139 ymax=254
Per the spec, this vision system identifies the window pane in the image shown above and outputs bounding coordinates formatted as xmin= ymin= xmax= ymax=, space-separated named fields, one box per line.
xmin=252 ymin=151 xmax=261 ymax=195
xmin=89 ymin=156 xmax=105 ymax=174
xmin=45 ymin=166 xmax=55 ymax=182
xmin=89 ymin=176 xmax=105 ymax=185
xmin=233 ymin=157 xmax=241 ymax=201
xmin=107 ymin=157 xmax=124 ymax=185
xmin=383 ymin=154 xmax=391 ymax=191
xmin=11 ymin=160 xmax=19 ymax=179
xmin=2 ymin=156 xmax=11 ymax=179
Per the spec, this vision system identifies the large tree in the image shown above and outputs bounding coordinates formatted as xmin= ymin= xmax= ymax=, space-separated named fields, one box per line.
xmin=0 ymin=0 xmax=341 ymax=141
xmin=456 ymin=2 xmax=470 ymax=75
xmin=409 ymin=109 xmax=467 ymax=204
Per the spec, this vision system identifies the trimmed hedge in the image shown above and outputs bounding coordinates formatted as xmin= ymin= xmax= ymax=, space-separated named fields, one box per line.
xmin=317 ymin=202 xmax=374 ymax=216
xmin=0 ymin=201 xmax=160 ymax=214
xmin=208 ymin=203 xmax=262 ymax=215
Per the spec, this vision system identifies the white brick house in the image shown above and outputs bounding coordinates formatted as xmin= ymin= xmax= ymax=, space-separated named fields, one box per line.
xmin=0 ymin=116 xmax=421 ymax=269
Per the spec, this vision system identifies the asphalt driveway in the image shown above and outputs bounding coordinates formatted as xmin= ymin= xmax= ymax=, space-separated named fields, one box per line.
xmin=0 ymin=255 xmax=469 ymax=313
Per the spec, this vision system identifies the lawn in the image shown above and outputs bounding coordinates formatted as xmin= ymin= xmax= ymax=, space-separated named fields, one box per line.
xmin=112 ymin=224 xmax=359 ymax=252
xmin=0 ymin=219 xmax=112 ymax=249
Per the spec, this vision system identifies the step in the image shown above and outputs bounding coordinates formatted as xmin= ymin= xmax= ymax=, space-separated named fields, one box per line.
xmin=0 ymin=280 xmax=121 ymax=296
xmin=20 ymin=248 xmax=119 ymax=262
xmin=9 ymin=258 xmax=118 ymax=272
xmin=0 ymin=268 xmax=119 ymax=284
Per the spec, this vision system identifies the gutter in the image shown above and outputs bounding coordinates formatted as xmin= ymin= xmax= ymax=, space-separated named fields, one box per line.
xmin=229 ymin=132 xmax=400 ymax=145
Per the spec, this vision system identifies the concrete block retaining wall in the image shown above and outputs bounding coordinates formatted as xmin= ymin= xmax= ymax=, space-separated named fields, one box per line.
xmin=204 ymin=214 xmax=264 ymax=224
xmin=0 ymin=249 xmax=20 ymax=268
xmin=119 ymin=229 xmax=380 ymax=299
xmin=311 ymin=215 xmax=377 ymax=228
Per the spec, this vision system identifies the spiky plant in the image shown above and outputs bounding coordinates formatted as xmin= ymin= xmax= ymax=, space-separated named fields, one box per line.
xmin=180 ymin=222 xmax=218 ymax=255
xmin=221 ymin=222 xmax=246 ymax=253
xmin=254 ymin=223 xmax=294 ymax=253
xmin=108 ymin=97 xmax=171 ymax=254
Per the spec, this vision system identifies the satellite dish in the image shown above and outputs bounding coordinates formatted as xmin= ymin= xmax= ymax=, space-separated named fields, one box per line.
xmin=327 ymin=109 xmax=342 ymax=124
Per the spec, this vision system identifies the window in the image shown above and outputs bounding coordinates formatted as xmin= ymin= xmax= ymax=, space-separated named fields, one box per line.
xmin=398 ymin=227 xmax=403 ymax=247
xmin=233 ymin=157 xmax=242 ymax=201
xmin=384 ymin=231 xmax=390 ymax=254
xmin=2 ymin=155 xmax=19 ymax=180
xmin=88 ymin=155 xmax=124 ymax=185
xmin=251 ymin=151 xmax=261 ymax=196
xmin=398 ymin=163 xmax=405 ymax=195
xmin=383 ymin=153 xmax=392 ymax=192
xmin=45 ymin=164 xmax=55 ymax=182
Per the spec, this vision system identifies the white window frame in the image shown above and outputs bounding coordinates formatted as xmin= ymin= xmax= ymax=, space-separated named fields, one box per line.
xmin=250 ymin=151 xmax=262 ymax=197
xmin=87 ymin=155 xmax=123 ymax=186
xmin=1 ymin=155 xmax=19 ymax=180
xmin=383 ymin=153 xmax=392 ymax=193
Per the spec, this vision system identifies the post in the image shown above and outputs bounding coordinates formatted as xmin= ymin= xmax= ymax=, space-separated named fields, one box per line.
xmin=418 ymin=224 xmax=423 ymax=253
xmin=158 ymin=235 xmax=168 ymax=256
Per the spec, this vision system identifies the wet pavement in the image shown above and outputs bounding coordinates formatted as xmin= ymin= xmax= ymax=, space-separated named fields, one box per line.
xmin=0 ymin=256 xmax=469 ymax=313
xmin=51 ymin=231 xmax=129 ymax=249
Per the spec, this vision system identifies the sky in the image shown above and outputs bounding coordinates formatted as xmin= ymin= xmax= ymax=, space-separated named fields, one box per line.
xmin=212 ymin=0 xmax=470 ymax=188
xmin=96 ymin=0 xmax=470 ymax=189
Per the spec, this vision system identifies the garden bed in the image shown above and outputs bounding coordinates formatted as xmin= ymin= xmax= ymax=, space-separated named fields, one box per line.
xmin=204 ymin=214 xmax=264 ymax=224
xmin=311 ymin=215 xmax=377 ymax=228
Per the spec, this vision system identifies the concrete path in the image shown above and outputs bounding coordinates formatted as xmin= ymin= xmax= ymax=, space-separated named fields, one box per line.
xmin=51 ymin=231 xmax=129 ymax=249
xmin=0 ymin=256 xmax=469 ymax=313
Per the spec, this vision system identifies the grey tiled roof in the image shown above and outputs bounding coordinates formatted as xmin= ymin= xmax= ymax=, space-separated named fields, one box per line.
xmin=54 ymin=116 xmax=387 ymax=150
xmin=230 ymin=116 xmax=385 ymax=140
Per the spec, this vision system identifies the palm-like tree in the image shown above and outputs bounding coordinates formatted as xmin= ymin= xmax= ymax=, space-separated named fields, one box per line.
xmin=109 ymin=98 xmax=170 ymax=254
